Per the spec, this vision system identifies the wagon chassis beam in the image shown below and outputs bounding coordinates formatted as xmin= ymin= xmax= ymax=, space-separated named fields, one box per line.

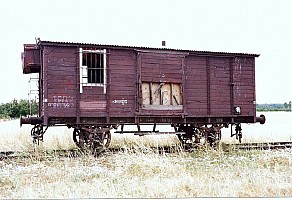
xmin=113 ymin=123 xmax=186 ymax=136
xmin=114 ymin=123 xmax=226 ymax=147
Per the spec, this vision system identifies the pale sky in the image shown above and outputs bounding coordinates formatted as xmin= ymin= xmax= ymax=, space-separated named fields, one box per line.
xmin=0 ymin=0 xmax=291 ymax=104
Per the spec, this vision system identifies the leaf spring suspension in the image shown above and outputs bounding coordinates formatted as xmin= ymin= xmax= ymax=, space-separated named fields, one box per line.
xmin=31 ymin=124 xmax=48 ymax=145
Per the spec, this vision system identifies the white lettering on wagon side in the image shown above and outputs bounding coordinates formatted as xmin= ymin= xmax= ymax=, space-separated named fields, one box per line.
xmin=47 ymin=95 xmax=74 ymax=109
xmin=112 ymin=99 xmax=128 ymax=105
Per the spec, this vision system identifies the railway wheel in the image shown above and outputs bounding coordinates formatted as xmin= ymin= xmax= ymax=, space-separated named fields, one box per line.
xmin=176 ymin=124 xmax=200 ymax=148
xmin=92 ymin=131 xmax=111 ymax=154
xmin=206 ymin=130 xmax=221 ymax=147
xmin=73 ymin=128 xmax=87 ymax=149
xmin=101 ymin=131 xmax=111 ymax=148
xmin=73 ymin=127 xmax=111 ymax=154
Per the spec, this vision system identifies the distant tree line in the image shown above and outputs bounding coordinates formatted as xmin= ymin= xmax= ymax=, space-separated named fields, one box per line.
xmin=0 ymin=99 xmax=290 ymax=119
xmin=256 ymin=102 xmax=292 ymax=112
xmin=0 ymin=99 xmax=38 ymax=119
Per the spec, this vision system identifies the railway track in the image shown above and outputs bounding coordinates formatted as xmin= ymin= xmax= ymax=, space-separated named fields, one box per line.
xmin=0 ymin=146 xmax=181 ymax=161
xmin=1 ymin=141 xmax=292 ymax=160
xmin=228 ymin=141 xmax=292 ymax=151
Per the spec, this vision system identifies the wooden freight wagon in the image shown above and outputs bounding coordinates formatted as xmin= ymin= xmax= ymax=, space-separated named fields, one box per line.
xmin=21 ymin=39 xmax=265 ymax=151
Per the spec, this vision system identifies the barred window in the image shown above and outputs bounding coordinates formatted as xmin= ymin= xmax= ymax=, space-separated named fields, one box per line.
xmin=79 ymin=48 xmax=106 ymax=93
xmin=82 ymin=50 xmax=105 ymax=84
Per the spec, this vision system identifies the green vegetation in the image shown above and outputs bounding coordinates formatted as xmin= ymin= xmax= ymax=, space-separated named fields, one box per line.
xmin=256 ymin=102 xmax=291 ymax=112
xmin=0 ymin=99 xmax=290 ymax=119
xmin=0 ymin=99 xmax=38 ymax=119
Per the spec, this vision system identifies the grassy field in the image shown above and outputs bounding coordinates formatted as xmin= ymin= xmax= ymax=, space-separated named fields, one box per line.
xmin=0 ymin=119 xmax=292 ymax=198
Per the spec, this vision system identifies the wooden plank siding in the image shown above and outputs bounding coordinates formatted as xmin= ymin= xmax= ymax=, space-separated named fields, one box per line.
xmin=184 ymin=56 xmax=208 ymax=116
xmin=43 ymin=46 xmax=77 ymax=118
xmin=36 ymin=41 xmax=257 ymax=125
xmin=79 ymin=86 xmax=107 ymax=117
xmin=139 ymin=53 xmax=184 ymax=115
xmin=108 ymin=49 xmax=136 ymax=117
xmin=185 ymin=55 xmax=256 ymax=117
xmin=209 ymin=57 xmax=231 ymax=115
xmin=233 ymin=57 xmax=256 ymax=116
xmin=141 ymin=53 xmax=183 ymax=83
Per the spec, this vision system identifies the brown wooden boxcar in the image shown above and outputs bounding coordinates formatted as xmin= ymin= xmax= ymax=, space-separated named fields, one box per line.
xmin=21 ymin=39 xmax=265 ymax=150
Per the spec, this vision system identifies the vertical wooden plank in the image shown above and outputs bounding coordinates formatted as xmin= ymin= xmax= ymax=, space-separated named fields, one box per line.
xmin=252 ymin=57 xmax=256 ymax=117
xmin=229 ymin=57 xmax=234 ymax=115
xmin=181 ymin=56 xmax=186 ymax=117
xmin=141 ymin=83 xmax=150 ymax=105
xmin=39 ymin=47 xmax=44 ymax=117
xmin=172 ymin=84 xmax=181 ymax=105
xmin=160 ymin=87 xmax=163 ymax=105
xmin=136 ymin=52 xmax=142 ymax=112
xmin=103 ymin=49 xmax=107 ymax=94
xmin=149 ymin=82 xmax=153 ymax=105
xmin=76 ymin=47 xmax=81 ymax=124
xmin=206 ymin=57 xmax=211 ymax=115
xmin=106 ymin=49 xmax=110 ymax=123
xmin=170 ymin=83 xmax=173 ymax=105
xmin=152 ymin=83 xmax=161 ymax=105
xmin=79 ymin=48 xmax=83 ymax=94
xmin=161 ymin=83 xmax=171 ymax=105
xmin=43 ymin=46 xmax=49 ymax=124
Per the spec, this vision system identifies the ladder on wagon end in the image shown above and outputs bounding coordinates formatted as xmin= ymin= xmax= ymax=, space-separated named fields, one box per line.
xmin=27 ymin=73 xmax=39 ymax=116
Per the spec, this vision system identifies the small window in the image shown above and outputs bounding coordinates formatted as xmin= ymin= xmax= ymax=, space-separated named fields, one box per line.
xmin=82 ymin=50 xmax=105 ymax=84
xmin=79 ymin=48 xmax=107 ymax=93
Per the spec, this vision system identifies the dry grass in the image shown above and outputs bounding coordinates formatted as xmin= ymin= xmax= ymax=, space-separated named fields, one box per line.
xmin=1 ymin=119 xmax=292 ymax=198
xmin=1 ymin=144 xmax=292 ymax=198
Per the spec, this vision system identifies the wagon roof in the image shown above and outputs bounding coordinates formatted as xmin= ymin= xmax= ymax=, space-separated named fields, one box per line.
xmin=39 ymin=40 xmax=260 ymax=57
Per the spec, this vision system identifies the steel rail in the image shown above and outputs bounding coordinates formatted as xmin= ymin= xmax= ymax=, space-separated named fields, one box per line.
xmin=0 ymin=146 xmax=182 ymax=160
xmin=227 ymin=141 xmax=292 ymax=150
xmin=1 ymin=141 xmax=292 ymax=160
